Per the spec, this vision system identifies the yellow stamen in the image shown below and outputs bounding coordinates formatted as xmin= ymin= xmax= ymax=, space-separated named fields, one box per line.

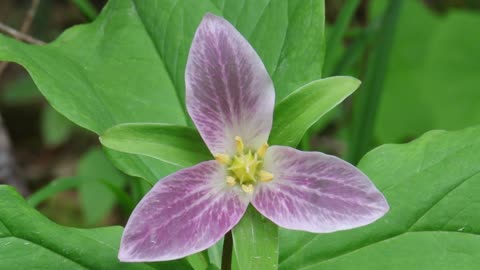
xmin=259 ymin=170 xmax=274 ymax=182
xmin=214 ymin=154 xmax=231 ymax=165
xmin=226 ymin=176 xmax=236 ymax=186
xmin=241 ymin=184 xmax=254 ymax=194
xmin=256 ymin=142 xmax=269 ymax=158
xmin=235 ymin=136 xmax=244 ymax=153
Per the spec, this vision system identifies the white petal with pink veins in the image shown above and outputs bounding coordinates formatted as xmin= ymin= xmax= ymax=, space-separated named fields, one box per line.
xmin=119 ymin=161 xmax=248 ymax=261
xmin=252 ymin=146 xmax=389 ymax=233
xmin=186 ymin=14 xmax=275 ymax=156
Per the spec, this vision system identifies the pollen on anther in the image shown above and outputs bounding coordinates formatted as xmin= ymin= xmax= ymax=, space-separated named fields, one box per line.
xmin=214 ymin=153 xmax=231 ymax=165
xmin=241 ymin=184 xmax=254 ymax=194
xmin=226 ymin=176 xmax=236 ymax=186
xmin=259 ymin=170 xmax=274 ymax=182
xmin=235 ymin=136 xmax=244 ymax=153
xmin=256 ymin=142 xmax=269 ymax=158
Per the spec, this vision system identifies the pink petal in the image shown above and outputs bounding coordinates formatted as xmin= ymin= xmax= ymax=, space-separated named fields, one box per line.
xmin=186 ymin=14 xmax=275 ymax=156
xmin=119 ymin=161 xmax=249 ymax=261
xmin=252 ymin=146 xmax=389 ymax=233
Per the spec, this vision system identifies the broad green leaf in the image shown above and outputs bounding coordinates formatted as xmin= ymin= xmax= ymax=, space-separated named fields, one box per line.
xmin=375 ymin=0 xmax=480 ymax=143
xmin=41 ymin=105 xmax=75 ymax=147
xmin=0 ymin=2 xmax=186 ymax=132
xmin=270 ymin=76 xmax=360 ymax=147
xmin=0 ymin=0 xmax=186 ymax=184
xmin=0 ymin=185 xmax=191 ymax=270
xmin=232 ymin=206 xmax=279 ymax=270
xmin=27 ymin=177 xmax=80 ymax=207
xmin=279 ymin=125 xmax=480 ymax=270
xmin=78 ymin=148 xmax=126 ymax=225
xmin=289 ymin=232 xmax=480 ymax=270
xmin=104 ymin=149 xmax=178 ymax=185
xmin=0 ymin=0 xmax=326 ymax=184
xmin=134 ymin=0 xmax=325 ymax=102
xmin=100 ymin=123 xmax=211 ymax=168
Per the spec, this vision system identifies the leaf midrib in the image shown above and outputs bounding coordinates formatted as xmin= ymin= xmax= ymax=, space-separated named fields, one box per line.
xmin=0 ymin=221 xmax=157 ymax=270
xmin=0 ymin=235 xmax=89 ymax=270
xmin=133 ymin=0 xmax=296 ymax=114
xmin=130 ymin=0 xmax=188 ymax=125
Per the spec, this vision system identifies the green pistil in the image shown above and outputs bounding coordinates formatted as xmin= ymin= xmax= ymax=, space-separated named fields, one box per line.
xmin=228 ymin=150 xmax=262 ymax=185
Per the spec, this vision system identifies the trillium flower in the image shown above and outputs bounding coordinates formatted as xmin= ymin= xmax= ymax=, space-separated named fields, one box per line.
xmin=119 ymin=14 xmax=389 ymax=262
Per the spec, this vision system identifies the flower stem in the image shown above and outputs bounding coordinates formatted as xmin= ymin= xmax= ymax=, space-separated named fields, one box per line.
xmin=221 ymin=231 xmax=233 ymax=270
xmin=71 ymin=0 xmax=98 ymax=21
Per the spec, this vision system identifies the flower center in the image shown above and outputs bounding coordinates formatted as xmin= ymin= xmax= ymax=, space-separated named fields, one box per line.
xmin=214 ymin=136 xmax=273 ymax=193
xmin=230 ymin=150 xmax=261 ymax=185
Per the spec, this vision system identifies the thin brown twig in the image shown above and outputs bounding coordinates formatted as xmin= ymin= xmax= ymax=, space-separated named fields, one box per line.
xmin=0 ymin=22 xmax=44 ymax=45
xmin=0 ymin=0 xmax=44 ymax=76
xmin=20 ymin=0 xmax=41 ymax=33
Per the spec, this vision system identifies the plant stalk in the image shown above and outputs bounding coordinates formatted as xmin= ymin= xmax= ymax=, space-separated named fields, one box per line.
xmin=347 ymin=0 xmax=404 ymax=164
xmin=324 ymin=0 xmax=361 ymax=76
xmin=221 ymin=231 xmax=233 ymax=270
xmin=71 ymin=0 xmax=98 ymax=21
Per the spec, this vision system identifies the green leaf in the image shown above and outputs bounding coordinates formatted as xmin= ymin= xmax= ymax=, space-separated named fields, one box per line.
xmin=104 ymin=149 xmax=178 ymax=186
xmin=0 ymin=0 xmax=326 ymax=184
xmin=100 ymin=179 xmax=135 ymax=215
xmin=279 ymin=125 xmax=480 ymax=270
xmin=207 ymin=240 xmax=223 ymax=269
xmin=206 ymin=264 xmax=221 ymax=270
xmin=134 ymin=0 xmax=325 ymax=102
xmin=376 ymin=0 xmax=480 ymax=143
xmin=0 ymin=2 xmax=186 ymax=133
xmin=0 ymin=185 xmax=191 ymax=270
xmin=186 ymin=252 xmax=209 ymax=270
xmin=232 ymin=206 xmax=279 ymax=270
xmin=27 ymin=177 xmax=80 ymax=207
xmin=78 ymin=148 xmax=126 ymax=225
xmin=286 ymin=232 xmax=480 ymax=270
xmin=270 ymin=76 xmax=360 ymax=147
xmin=100 ymin=123 xmax=211 ymax=168
xmin=0 ymin=0 xmax=186 ymax=184
xmin=41 ymin=105 xmax=75 ymax=147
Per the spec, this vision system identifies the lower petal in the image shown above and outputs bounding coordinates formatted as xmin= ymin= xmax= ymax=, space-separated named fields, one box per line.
xmin=119 ymin=161 xmax=249 ymax=261
xmin=252 ymin=146 xmax=389 ymax=233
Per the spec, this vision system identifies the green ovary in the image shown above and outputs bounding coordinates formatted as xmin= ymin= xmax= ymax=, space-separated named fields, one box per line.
xmin=228 ymin=151 xmax=262 ymax=185
xmin=214 ymin=136 xmax=273 ymax=193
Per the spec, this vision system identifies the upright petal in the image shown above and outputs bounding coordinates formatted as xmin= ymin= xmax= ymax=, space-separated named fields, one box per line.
xmin=252 ymin=146 xmax=389 ymax=233
xmin=186 ymin=14 xmax=275 ymax=155
xmin=119 ymin=161 xmax=249 ymax=261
